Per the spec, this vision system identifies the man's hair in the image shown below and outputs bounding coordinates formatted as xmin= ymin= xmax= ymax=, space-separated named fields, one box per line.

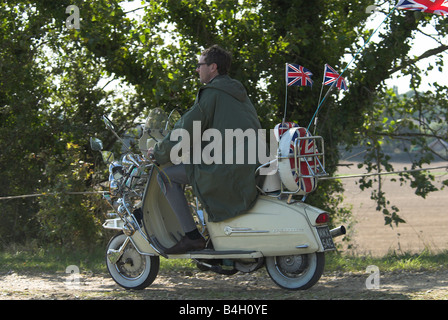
xmin=202 ymin=45 xmax=232 ymax=75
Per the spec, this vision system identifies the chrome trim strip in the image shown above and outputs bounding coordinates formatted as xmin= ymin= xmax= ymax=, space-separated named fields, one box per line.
xmin=224 ymin=226 xmax=270 ymax=236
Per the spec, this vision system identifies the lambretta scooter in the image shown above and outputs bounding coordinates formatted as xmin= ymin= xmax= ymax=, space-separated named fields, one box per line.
xmin=90 ymin=108 xmax=346 ymax=291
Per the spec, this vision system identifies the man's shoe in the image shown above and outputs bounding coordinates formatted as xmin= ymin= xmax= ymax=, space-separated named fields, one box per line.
xmin=165 ymin=235 xmax=206 ymax=254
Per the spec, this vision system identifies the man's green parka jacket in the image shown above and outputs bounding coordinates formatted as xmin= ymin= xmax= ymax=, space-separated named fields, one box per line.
xmin=153 ymin=75 xmax=262 ymax=222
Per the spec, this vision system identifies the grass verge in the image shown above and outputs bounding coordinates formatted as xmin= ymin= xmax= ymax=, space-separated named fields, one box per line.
xmin=325 ymin=249 xmax=448 ymax=272
xmin=1 ymin=245 xmax=447 ymax=275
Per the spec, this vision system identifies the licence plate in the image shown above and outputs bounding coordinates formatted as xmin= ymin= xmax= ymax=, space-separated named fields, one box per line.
xmin=316 ymin=226 xmax=336 ymax=251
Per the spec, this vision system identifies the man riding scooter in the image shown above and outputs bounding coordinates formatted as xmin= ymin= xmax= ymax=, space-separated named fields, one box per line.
xmin=147 ymin=45 xmax=262 ymax=254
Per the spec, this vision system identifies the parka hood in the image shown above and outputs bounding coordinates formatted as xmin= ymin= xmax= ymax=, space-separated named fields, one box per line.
xmin=203 ymin=75 xmax=247 ymax=102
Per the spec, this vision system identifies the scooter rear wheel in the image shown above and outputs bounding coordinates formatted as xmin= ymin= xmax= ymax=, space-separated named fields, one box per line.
xmin=106 ymin=233 xmax=159 ymax=290
xmin=265 ymin=252 xmax=325 ymax=290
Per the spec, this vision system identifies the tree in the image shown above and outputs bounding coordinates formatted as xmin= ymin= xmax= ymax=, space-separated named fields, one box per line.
xmin=71 ymin=0 xmax=446 ymax=226
xmin=0 ymin=0 xmax=116 ymax=247
xmin=1 ymin=0 xmax=447 ymax=248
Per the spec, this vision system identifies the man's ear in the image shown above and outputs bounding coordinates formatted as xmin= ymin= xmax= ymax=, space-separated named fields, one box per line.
xmin=210 ymin=63 xmax=218 ymax=73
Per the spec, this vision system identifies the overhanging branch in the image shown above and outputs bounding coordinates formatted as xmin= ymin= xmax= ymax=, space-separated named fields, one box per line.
xmin=388 ymin=44 xmax=448 ymax=76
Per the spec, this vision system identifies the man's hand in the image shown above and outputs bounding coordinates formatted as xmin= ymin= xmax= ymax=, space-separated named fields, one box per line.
xmin=146 ymin=147 xmax=158 ymax=165
xmin=146 ymin=147 xmax=154 ymax=158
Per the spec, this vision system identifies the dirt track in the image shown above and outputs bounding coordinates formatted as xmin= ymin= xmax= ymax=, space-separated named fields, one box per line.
xmin=1 ymin=161 xmax=447 ymax=300
xmin=1 ymin=268 xmax=447 ymax=300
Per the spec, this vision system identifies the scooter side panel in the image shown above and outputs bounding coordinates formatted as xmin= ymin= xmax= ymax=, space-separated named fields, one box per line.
xmin=206 ymin=196 xmax=323 ymax=256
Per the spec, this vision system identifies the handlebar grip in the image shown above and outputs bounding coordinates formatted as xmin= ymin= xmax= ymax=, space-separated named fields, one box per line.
xmin=148 ymin=153 xmax=159 ymax=166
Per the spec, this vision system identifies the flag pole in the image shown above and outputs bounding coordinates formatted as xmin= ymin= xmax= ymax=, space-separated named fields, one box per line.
xmin=317 ymin=65 xmax=326 ymax=109
xmin=310 ymin=81 xmax=336 ymax=132
xmin=283 ymin=63 xmax=288 ymax=124
xmin=307 ymin=5 xmax=398 ymax=132
xmin=314 ymin=64 xmax=327 ymax=134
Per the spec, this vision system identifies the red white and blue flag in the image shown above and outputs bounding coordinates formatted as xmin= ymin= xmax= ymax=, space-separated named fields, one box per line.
xmin=289 ymin=127 xmax=318 ymax=193
xmin=323 ymin=64 xmax=348 ymax=90
xmin=286 ymin=64 xmax=313 ymax=87
xmin=396 ymin=0 xmax=448 ymax=16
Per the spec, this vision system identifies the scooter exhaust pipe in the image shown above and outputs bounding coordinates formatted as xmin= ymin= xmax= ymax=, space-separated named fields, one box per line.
xmin=330 ymin=225 xmax=346 ymax=238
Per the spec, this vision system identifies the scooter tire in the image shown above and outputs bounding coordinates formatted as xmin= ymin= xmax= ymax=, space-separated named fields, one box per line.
xmin=265 ymin=252 xmax=325 ymax=290
xmin=106 ymin=233 xmax=159 ymax=290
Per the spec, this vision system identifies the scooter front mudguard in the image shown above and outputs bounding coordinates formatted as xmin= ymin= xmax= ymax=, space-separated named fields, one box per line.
xmin=103 ymin=218 xmax=160 ymax=256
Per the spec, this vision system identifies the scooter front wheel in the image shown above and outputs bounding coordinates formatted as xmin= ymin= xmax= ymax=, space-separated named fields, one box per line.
xmin=265 ymin=252 xmax=325 ymax=290
xmin=106 ymin=233 xmax=159 ymax=290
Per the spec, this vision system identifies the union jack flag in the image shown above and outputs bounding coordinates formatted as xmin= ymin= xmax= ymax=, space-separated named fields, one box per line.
xmin=323 ymin=64 xmax=348 ymax=90
xmin=396 ymin=0 xmax=448 ymax=16
xmin=289 ymin=127 xmax=318 ymax=193
xmin=286 ymin=64 xmax=313 ymax=87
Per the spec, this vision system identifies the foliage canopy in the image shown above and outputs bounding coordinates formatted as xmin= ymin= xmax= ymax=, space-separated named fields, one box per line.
xmin=1 ymin=0 xmax=447 ymax=248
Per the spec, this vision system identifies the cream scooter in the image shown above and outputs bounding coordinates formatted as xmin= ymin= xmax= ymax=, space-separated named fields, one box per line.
xmin=92 ymin=109 xmax=346 ymax=291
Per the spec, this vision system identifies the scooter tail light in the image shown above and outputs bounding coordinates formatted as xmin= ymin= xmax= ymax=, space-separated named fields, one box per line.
xmin=316 ymin=213 xmax=329 ymax=224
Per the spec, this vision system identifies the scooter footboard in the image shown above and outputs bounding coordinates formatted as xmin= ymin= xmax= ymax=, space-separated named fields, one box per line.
xmin=206 ymin=196 xmax=329 ymax=256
